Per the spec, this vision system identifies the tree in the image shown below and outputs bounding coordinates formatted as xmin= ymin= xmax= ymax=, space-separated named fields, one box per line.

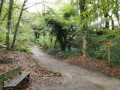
xmin=6 ymin=0 xmax=14 ymax=50
xmin=45 ymin=17 xmax=67 ymax=51
xmin=0 ymin=0 xmax=5 ymax=18
xmin=114 ymin=0 xmax=119 ymax=27
xmin=11 ymin=0 xmax=28 ymax=49
xmin=79 ymin=0 xmax=87 ymax=57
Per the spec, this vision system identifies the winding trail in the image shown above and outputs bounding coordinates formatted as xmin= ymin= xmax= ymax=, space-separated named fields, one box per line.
xmin=32 ymin=46 xmax=120 ymax=90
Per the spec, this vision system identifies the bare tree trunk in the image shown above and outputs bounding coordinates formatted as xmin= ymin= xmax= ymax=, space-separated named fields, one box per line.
xmin=104 ymin=13 xmax=109 ymax=29
xmin=11 ymin=0 xmax=28 ymax=49
xmin=6 ymin=0 xmax=14 ymax=50
xmin=102 ymin=0 xmax=110 ymax=29
xmin=112 ymin=19 xmax=114 ymax=30
xmin=83 ymin=26 xmax=87 ymax=57
xmin=79 ymin=0 xmax=87 ymax=57
xmin=0 ymin=0 xmax=4 ymax=18
xmin=116 ymin=0 xmax=119 ymax=27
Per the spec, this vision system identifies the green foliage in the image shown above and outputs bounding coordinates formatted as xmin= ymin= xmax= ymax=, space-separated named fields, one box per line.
xmin=0 ymin=27 xmax=7 ymax=48
xmin=87 ymin=29 xmax=120 ymax=66
xmin=1 ymin=0 xmax=120 ymax=67
xmin=28 ymin=64 xmax=36 ymax=68
xmin=0 ymin=0 xmax=34 ymax=53
xmin=37 ymin=33 xmax=56 ymax=49
xmin=53 ymin=72 xmax=61 ymax=76
xmin=61 ymin=4 xmax=77 ymax=19
xmin=15 ymin=44 xmax=33 ymax=54
xmin=37 ymin=74 xmax=43 ymax=77
xmin=63 ymin=48 xmax=79 ymax=59
xmin=12 ymin=24 xmax=34 ymax=54
xmin=45 ymin=17 xmax=67 ymax=51
xmin=44 ymin=14 xmax=76 ymax=51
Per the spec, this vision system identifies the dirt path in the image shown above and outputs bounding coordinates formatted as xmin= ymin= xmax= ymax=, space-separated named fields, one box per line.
xmin=32 ymin=46 xmax=120 ymax=90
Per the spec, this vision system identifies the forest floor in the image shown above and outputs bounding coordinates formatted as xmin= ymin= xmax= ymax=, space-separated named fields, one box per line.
xmin=0 ymin=49 xmax=61 ymax=90
xmin=32 ymin=46 xmax=120 ymax=90
xmin=1 ymin=46 xmax=120 ymax=90
xmin=62 ymin=55 xmax=120 ymax=78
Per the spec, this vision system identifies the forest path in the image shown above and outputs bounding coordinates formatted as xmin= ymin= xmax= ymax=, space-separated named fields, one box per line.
xmin=32 ymin=46 xmax=120 ymax=90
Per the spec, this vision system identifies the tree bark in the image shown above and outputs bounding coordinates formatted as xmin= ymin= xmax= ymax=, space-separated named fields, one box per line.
xmin=104 ymin=13 xmax=109 ymax=29
xmin=6 ymin=0 xmax=14 ymax=50
xmin=112 ymin=19 xmax=114 ymax=30
xmin=109 ymin=15 xmax=114 ymax=30
xmin=82 ymin=26 xmax=87 ymax=57
xmin=11 ymin=0 xmax=28 ymax=49
xmin=79 ymin=0 xmax=87 ymax=57
xmin=116 ymin=0 xmax=119 ymax=27
xmin=0 ymin=0 xmax=4 ymax=18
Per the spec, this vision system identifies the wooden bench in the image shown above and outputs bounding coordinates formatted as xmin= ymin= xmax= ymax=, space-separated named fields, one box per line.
xmin=0 ymin=67 xmax=30 ymax=90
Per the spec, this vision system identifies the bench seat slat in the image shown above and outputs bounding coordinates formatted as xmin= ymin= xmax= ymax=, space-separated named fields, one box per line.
xmin=4 ymin=72 xmax=30 ymax=88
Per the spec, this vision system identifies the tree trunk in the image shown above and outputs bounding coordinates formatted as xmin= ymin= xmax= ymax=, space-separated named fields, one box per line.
xmin=79 ymin=0 xmax=87 ymax=57
xmin=112 ymin=18 xmax=114 ymax=30
xmin=116 ymin=0 xmax=119 ymax=27
xmin=6 ymin=0 xmax=14 ymax=50
xmin=11 ymin=0 xmax=28 ymax=49
xmin=83 ymin=26 xmax=87 ymax=57
xmin=0 ymin=0 xmax=4 ymax=18
xmin=104 ymin=13 xmax=109 ymax=29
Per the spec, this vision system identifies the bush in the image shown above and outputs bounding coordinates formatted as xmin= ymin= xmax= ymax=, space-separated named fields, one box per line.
xmin=14 ymin=44 xmax=33 ymax=54
xmin=87 ymin=29 xmax=120 ymax=66
xmin=38 ymin=33 xmax=57 ymax=49
xmin=63 ymin=48 xmax=79 ymax=59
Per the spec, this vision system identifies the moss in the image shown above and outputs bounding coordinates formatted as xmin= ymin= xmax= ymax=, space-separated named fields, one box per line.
xmin=28 ymin=64 xmax=36 ymax=68
xmin=53 ymin=72 xmax=61 ymax=76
